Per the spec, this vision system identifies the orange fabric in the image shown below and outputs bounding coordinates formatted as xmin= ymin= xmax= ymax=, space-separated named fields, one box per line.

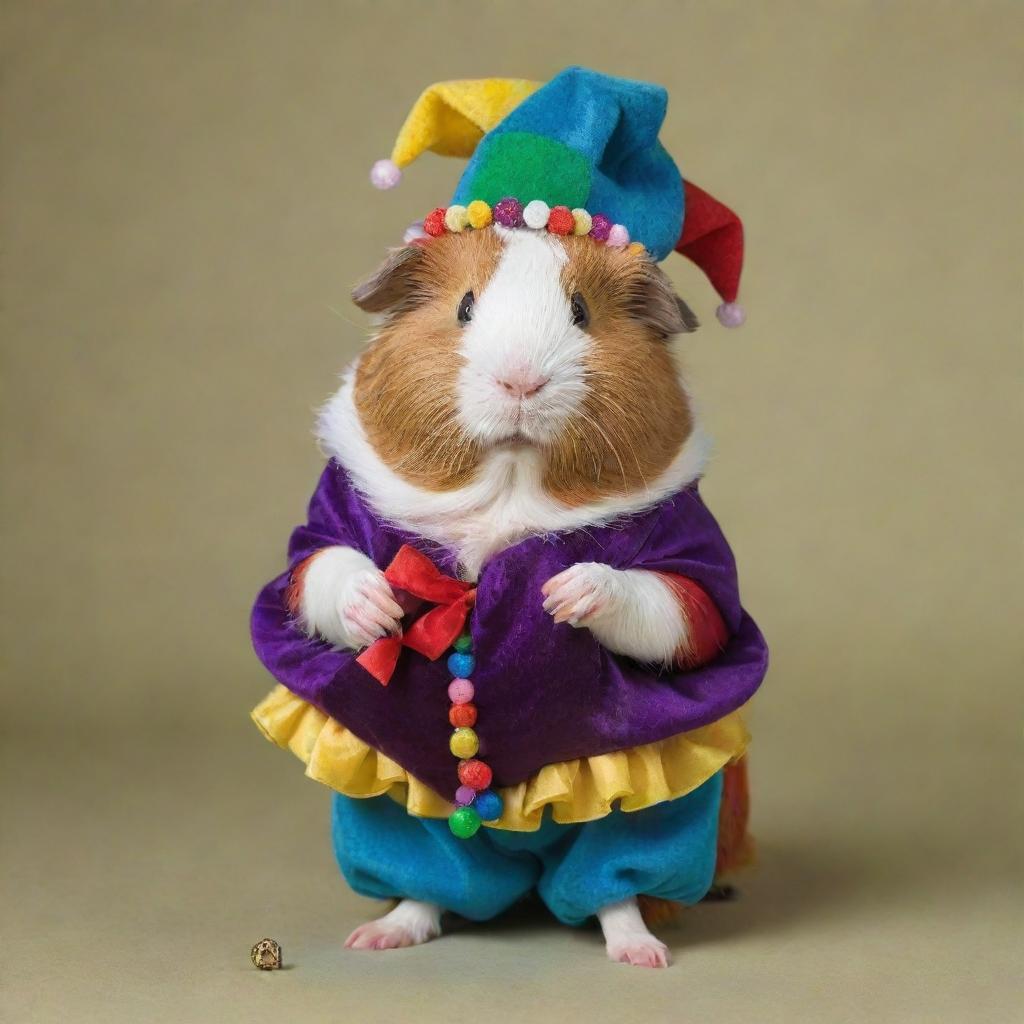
xmin=284 ymin=555 xmax=316 ymax=618
xmin=715 ymin=756 xmax=754 ymax=876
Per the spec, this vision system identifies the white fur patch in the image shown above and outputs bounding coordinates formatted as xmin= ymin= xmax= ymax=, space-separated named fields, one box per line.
xmin=344 ymin=898 xmax=443 ymax=950
xmin=455 ymin=228 xmax=590 ymax=446
xmin=597 ymin=897 xmax=670 ymax=968
xmin=542 ymin=563 xmax=690 ymax=666
xmin=297 ymin=545 xmax=378 ymax=648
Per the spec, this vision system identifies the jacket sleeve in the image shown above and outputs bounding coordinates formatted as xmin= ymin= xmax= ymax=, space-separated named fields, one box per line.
xmin=656 ymin=571 xmax=730 ymax=667
xmin=632 ymin=484 xmax=745 ymax=637
xmin=249 ymin=463 xmax=365 ymax=705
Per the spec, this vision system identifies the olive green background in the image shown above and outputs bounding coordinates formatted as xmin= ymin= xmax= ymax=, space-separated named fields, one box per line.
xmin=2 ymin=2 xmax=1021 ymax=1022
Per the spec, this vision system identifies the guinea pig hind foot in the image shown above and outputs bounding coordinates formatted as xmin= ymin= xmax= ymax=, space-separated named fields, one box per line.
xmin=597 ymin=897 xmax=671 ymax=968
xmin=343 ymin=898 xmax=443 ymax=951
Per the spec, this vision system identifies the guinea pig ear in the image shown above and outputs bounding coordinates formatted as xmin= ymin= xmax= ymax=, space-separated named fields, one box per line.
xmin=630 ymin=261 xmax=700 ymax=337
xmin=351 ymin=245 xmax=426 ymax=314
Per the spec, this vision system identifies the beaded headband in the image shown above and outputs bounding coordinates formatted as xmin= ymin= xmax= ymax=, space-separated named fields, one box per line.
xmin=406 ymin=196 xmax=647 ymax=256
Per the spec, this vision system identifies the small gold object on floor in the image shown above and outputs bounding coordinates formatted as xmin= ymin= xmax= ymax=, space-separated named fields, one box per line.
xmin=250 ymin=938 xmax=282 ymax=970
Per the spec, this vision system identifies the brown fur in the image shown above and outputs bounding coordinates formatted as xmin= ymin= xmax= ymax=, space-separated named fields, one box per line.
xmin=352 ymin=232 xmax=503 ymax=490
xmin=545 ymin=237 xmax=693 ymax=504
xmin=351 ymin=229 xmax=696 ymax=505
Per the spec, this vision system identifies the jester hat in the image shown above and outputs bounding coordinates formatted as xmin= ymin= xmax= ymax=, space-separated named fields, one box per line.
xmin=370 ymin=67 xmax=746 ymax=327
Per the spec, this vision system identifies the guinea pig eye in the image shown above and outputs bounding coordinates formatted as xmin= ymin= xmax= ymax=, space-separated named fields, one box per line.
xmin=570 ymin=292 xmax=590 ymax=328
xmin=457 ymin=290 xmax=475 ymax=325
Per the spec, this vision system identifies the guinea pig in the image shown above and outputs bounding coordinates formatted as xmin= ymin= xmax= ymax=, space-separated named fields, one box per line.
xmin=252 ymin=223 xmax=764 ymax=968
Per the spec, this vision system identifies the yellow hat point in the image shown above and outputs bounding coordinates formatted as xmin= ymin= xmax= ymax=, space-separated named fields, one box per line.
xmin=371 ymin=78 xmax=541 ymax=188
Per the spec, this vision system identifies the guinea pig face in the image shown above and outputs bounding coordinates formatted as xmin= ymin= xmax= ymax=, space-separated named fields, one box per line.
xmin=351 ymin=228 xmax=699 ymax=503
xmin=454 ymin=227 xmax=590 ymax=448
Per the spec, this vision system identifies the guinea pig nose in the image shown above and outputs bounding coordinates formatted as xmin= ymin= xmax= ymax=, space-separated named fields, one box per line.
xmin=495 ymin=371 xmax=549 ymax=400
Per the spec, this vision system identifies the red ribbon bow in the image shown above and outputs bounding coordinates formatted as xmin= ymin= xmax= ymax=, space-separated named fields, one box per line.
xmin=356 ymin=544 xmax=476 ymax=686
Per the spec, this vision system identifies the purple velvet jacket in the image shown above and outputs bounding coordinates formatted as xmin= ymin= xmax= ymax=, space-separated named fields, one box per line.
xmin=251 ymin=461 xmax=768 ymax=800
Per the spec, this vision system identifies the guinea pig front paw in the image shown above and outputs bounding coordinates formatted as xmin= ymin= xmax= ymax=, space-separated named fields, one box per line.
xmin=338 ymin=569 xmax=405 ymax=650
xmin=541 ymin=563 xmax=622 ymax=627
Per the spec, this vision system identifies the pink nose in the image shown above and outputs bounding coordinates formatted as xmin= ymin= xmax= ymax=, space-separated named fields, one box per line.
xmin=495 ymin=370 xmax=549 ymax=400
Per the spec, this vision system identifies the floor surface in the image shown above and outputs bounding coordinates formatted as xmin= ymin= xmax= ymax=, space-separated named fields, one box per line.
xmin=4 ymin=712 xmax=1019 ymax=1024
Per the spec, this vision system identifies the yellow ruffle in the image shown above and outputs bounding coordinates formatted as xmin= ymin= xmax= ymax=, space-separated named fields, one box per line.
xmin=251 ymin=684 xmax=749 ymax=831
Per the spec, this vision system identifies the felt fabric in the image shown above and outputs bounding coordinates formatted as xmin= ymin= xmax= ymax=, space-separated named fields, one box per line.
xmin=660 ymin=571 xmax=731 ymax=666
xmin=390 ymin=78 xmax=541 ymax=167
xmin=376 ymin=67 xmax=747 ymax=307
xmin=331 ymin=771 xmax=723 ymax=925
xmin=675 ymin=180 xmax=745 ymax=303
xmin=451 ymin=67 xmax=685 ymax=260
xmin=250 ymin=461 xmax=768 ymax=803
xmin=251 ymin=682 xmax=748 ymax=829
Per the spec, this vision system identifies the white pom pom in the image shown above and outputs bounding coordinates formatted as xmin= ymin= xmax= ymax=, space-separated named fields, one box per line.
xmin=523 ymin=200 xmax=550 ymax=230
xmin=716 ymin=302 xmax=746 ymax=328
xmin=370 ymin=159 xmax=401 ymax=190
xmin=402 ymin=220 xmax=427 ymax=244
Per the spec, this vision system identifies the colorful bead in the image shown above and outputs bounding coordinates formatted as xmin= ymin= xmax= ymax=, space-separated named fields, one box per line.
xmin=523 ymin=199 xmax=550 ymax=230
xmin=473 ymin=789 xmax=504 ymax=822
xmin=493 ymin=196 xmax=524 ymax=228
xmin=423 ymin=207 xmax=447 ymax=237
xmin=448 ymin=678 xmax=475 ymax=704
xmin=466 ymin=200 xmax=492 ymax=229
xmin=571 ymin=208 xmax=593 ymax=235
xmin=607 ymin=224 xmax=630 ymax=248
xmin=457 ymin=759 xmax=492 ymax=791
xmin=449 ymin=727 xmax=479 ymax=759
xmin=547 ymin=205 xmax=574 ymax=235
xmin=448 ymin=806 xmax=482 ymax=838
xmin=589 ymin=214 xmax=612 ymax=241
xmin=453 ymin=634 xmax=473 ymax=653
xmin=444 ymin=205 xmax=469 ymax=232
xmin=449 ymin=702 xmax=478 ymax=727
xmin=455 ymin=784 xmax=477 ymax=806
xmin=627 ymin=241 xmax=646 ymax=255
xmin=447 ymin=652 xmax=475 ymax=677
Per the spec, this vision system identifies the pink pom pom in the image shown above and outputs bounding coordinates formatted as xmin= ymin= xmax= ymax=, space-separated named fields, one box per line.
xmin=607 ymin=224 xmax=630 ymax=248
xmin=716 ymin=302 xmax=746 ymax=328
xmin=370 ymin=159 xmax=401 ymax=190
xmin=448 ymin=678 xmax=475 ymax=704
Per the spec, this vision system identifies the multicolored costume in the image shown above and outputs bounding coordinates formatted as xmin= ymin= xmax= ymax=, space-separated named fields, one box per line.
xmin=250 ymin=68 xmax=767 ymax=922
xmin=252 ymin=463 xmax=766 ymax=920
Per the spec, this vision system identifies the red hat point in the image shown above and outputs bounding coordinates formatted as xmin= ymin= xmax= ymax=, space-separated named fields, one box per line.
xmin=675 ymin=181 xmax=746 ymax=327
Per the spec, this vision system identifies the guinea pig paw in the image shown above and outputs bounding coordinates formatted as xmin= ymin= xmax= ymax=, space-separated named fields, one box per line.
xmin=605 ymin=932 xmax=671 ymax=969
xmin=339 ymin=571 xmax=403 ymax=648
xmin=541 ymin=563 xmax=620 ymax=627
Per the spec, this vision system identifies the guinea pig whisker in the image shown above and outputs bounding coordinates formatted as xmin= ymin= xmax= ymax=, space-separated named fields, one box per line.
xmin=561 ymin=416 xmax=603 ymax=482
xmin=573 ymin=407 xmax=630 ymax=490
xmin=588 ymin=392 xmax=650 ymax=493
xmin=326 ymin=305 xmax=365 ymax=330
